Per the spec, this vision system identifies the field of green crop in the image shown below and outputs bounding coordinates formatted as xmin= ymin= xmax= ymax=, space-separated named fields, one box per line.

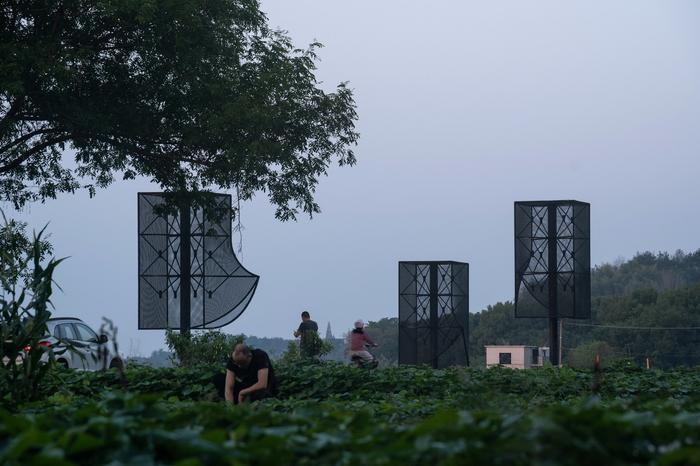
xmin=3 ymin=363 xmax=700 ymax=465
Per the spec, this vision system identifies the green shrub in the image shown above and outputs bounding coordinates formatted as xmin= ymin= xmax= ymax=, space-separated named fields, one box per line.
xmin=279 ymin=340 xmax=301 ymax=364
xmin=165 ymin=329 xmax=244 ymax=367
xmin=298 ymin=330 xmax=333 ymax=359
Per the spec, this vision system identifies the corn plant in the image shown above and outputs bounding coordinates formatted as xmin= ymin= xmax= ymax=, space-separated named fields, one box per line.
xmin=0 ymin=215 xmax=64 ymax=407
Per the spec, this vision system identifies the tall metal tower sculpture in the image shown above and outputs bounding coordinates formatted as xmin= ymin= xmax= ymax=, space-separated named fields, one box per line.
xmin=138 ymin=193 xmax=259 ymax=331
xmin=514 ymin=200 xmax=590 ymax=365
xmin=399 ymin=261 xmax=469 ymax=368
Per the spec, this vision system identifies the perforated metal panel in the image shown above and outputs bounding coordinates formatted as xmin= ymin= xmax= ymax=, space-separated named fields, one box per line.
xmin=138 ymin=193 xmax=259 ymax=329
xmin=514 ymin=201 xmax=590 ymax=319
xmin=399 ymin=261 xmax=469 ymax=368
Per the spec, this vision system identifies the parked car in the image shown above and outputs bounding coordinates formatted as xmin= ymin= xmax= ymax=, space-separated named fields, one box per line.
xmin=40 ymin=317 xmax=123 ymax=370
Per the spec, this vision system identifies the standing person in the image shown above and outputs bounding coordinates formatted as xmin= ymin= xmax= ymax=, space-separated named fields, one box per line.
xmin=224 ymin=343 xmax=278 ymax=404
xmin=293 ymin=311 xmax=318 ymax=337
xmin=348 ymin=320 xmax=378 ymax=364
xmin=294 ymin=311 xmax=320 ymax=358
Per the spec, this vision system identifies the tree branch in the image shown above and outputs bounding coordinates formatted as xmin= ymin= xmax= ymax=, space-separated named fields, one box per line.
xmin=0 ymin=128 xmax=58 ymax=155
xmin=0 ymin=95 xmax=26 ymax=133
xmin=0 ymin=135 xmax=70 ymax=174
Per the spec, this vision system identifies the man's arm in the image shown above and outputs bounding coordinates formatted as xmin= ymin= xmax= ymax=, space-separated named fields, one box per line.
xmin=225 ymin=370 xmax=235 ymax=403
xmin=238 ymin=368 xmax=269 ymax=403
xmin=293 ymin=323 xmax=303 ymax=338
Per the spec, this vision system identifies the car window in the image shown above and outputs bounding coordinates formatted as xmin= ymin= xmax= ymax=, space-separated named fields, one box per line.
xmin=74 ymin=323 xmax=98 ymax=342
xmin=55 ymin=324 xmax=77 ymax=340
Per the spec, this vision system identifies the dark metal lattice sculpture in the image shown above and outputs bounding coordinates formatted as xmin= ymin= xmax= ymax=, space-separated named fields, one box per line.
xmin=138 ymin=193 xmax=259 ymax=330
xmin=399 ymin=261 xmax=469 ymax=368
xmin=514 ymin=200 xmax=590 ymax=364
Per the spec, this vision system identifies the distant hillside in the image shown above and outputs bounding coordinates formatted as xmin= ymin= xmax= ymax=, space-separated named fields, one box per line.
xmin=368 ymin=250 xmax=700 ymax=368
xmin=128 ymin=349 xmax=173 ymax=368
xmin=467 ymin=249 xmax=700 ymax=367
xmin=245 ymin=335 xmax=348 ymax=362
xmin=592 ymin=250 xmax=700 ymax=297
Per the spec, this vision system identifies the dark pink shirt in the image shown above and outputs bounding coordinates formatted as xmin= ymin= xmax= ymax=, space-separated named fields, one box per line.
xmin=350 ymin=331 xmax=375 ymax=351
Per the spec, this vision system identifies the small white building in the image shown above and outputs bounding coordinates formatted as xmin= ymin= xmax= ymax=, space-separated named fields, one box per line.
xmin=485 ymin=345 xmax=549 ymax=369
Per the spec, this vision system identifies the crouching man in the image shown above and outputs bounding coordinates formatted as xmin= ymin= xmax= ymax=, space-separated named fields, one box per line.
xmin=225 ymin=343 xmax=279 ymax=404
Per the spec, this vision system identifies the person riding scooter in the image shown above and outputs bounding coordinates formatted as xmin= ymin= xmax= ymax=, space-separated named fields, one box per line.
xmin=348 ymin=320 xmax=378 ymax=367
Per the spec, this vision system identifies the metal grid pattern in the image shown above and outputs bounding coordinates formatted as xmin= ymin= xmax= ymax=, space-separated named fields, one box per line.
xmin=399 ymin=261 xmax=469 ymax=368
xmin=138 ymin=193 xmax=259 ymax=329
xmin=514 ymin=200 xmax=590 ymax=319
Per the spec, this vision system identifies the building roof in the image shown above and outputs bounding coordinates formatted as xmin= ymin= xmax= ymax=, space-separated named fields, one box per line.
xmin=484 ymin=345 xmax=548 ymax=349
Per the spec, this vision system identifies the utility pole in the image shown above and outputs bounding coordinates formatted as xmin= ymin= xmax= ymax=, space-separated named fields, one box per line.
xmin=179 ymin=197 xmax=191 ymax=337
xmin=547 ymin=205 xmax=559 ymax=366
xmin=558 ymin=319 xmax=563 ymax=366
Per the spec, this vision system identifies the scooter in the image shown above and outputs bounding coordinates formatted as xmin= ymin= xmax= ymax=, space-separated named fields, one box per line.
xmin=350 ymin=344 xmax=379 ymax=369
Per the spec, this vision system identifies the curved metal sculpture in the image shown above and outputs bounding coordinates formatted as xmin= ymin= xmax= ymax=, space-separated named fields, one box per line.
xmin=138 ymin=192 xmax=259 ymax=330
xmin=399 ymin=261 xmax=469 ymax=368
xmin=514 ymin=200 xmax=590 ymax=364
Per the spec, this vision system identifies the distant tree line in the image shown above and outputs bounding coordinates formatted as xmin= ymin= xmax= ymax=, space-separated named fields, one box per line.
xmin=592 ymin=250 xmax=700 ymax=296
xmin=132 ymin=250 xmax=700 ymax=369
xmin=371 ymin=250 xmax=700 ymax=368
xmin=131 ymin=335 xmax=350 ymax=367
xmin=476 ymin=251 xmax=700 ymax=368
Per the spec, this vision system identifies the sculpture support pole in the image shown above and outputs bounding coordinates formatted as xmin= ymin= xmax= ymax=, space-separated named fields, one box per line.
xmin=180 ymin=198 xmax=191 ymax=336
xmin=548 ymin=205 xmax=559 ymax=366
xmin=429 ymin=263 xmax=439 ymax=369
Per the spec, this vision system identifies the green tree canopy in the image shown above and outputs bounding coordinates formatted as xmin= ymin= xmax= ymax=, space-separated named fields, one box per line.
xmin=467 ymin=250 xmax=700 ymax=368
xmin=0 ymin=0 xmax=358 ymax=219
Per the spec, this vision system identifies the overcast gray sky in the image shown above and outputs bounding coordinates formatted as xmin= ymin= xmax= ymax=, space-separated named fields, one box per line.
xmin=7 ymin=1 xmax=700 ymax=356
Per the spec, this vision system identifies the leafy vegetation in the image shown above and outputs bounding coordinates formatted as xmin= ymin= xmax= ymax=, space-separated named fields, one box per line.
xmin=5 ymin=363 xmax=700 ymax=464
xmin=165 ymin=329 xmax=244 ymax=367
xmin=592 ymin=250 xmax=700 ymax=297
xmin=299 ymin=330 xmax=333 ymax=359
xmin=5 ymin=239 xmax=700 ymax=462
xmin=1 ymin=0 xmax=358 ymax=219
xmin=0 ymin=216 xmax=62 ymax=405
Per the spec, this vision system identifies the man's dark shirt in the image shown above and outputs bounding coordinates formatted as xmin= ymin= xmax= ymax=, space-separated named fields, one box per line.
xmin=226 ymin=349 xmax=278 ymax=393
xmin=297 ymin=319 xmax=320 ymax=357
xmin=297 ymin=319 xmax=318 ymax=334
